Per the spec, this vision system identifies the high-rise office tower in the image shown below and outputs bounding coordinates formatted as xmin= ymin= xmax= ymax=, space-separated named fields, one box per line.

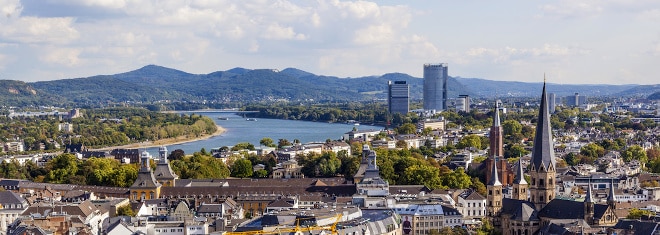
xmin=388 ymin=81 xmax=409 ymax=114
xmin=548 ymin=93 xmax=556 ymax=113
xmin=423 ymin=63 xmax=448 ymax=111
xmin=456 ymin=95 xmax=470 ymax=112
xmin=565 ymin=93 xmax=587 ymax=107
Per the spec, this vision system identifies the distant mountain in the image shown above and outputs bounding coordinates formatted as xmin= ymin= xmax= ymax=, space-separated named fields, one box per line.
xmin=614 ymin=84 xmax=660 ymax=98
xmin=1 ymin=65 xmax=656 ymax=107
xmin=0 ymin=80 xmax=65 ymax=107
xmin=455 ymin=77 xmax=637 ymax=98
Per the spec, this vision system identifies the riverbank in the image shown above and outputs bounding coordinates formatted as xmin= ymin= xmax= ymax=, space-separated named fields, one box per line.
xmin=92 ymin=125 xmax=226 ymax=151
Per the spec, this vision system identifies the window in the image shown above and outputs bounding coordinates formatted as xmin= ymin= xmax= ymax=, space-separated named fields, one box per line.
xmin=539 ymin=179 xmax=544 ymax=186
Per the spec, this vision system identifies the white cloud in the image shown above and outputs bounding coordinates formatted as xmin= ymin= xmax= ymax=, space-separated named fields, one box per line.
xmin=540 ymin=1 xmax=603 ymax=18
xmin=464 ymin=44 xmax=588 ymax=64
xmin=39 ymin=48 xmax=82 ymax=67
xmin=539 ymin=0 xmax=660 ymax=19
xmin=1 ymin=0 xmax=22 ymax=18
xmin=262 ymin=23 xmax=306 ymax=40
xmin=0 ymin=16 xmax=79 ymax=44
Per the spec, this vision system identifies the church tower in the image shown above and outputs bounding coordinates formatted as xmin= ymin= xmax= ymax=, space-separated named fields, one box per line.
xmin=130 ymin=151 xmax=162 ymax=201
xmin=490 ymin=103 xmax=504 ymax=157
xmin=487 ymin=159 xmax=503 ymax=225
xmin=512 ymin=158 xmax=528 ymax=200
xmin=529 ymin=81 xmax=557 ymax=211
xmin=153 ymin=146 xmax=178 ymax=187
xmin=607 ymin=179 xmax=616 ymax=210
xmin=485 ymin=104 xmax=512 ymax=185
xmin=584 ymin=181 xmax=595 ymax=224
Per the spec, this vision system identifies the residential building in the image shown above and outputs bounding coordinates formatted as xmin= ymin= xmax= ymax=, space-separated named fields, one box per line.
xmin=271 ymin=160 xmax=304 ymax=179
xmin=0 ymin=191 xmax=28 ymax=234
xmin=423 ymin=63 xmax=448 ymax=111
xmin=456 ymin=189 xmax=486 ymax=224
xmin=388 ymin=80 xmax=410 ymax=114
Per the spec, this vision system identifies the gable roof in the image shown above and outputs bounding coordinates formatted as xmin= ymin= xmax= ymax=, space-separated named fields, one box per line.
xmin=0 ymin=191 xmax=26 ymax=205
xmin=538 ymin=199 xmax=610 ymax=220
xmin=501 ymin=198 xmax=539 ymax=222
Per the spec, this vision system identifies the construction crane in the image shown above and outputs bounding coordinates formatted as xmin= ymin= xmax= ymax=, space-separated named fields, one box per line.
xmin=224 ymin=214 xmax=342 ymax=235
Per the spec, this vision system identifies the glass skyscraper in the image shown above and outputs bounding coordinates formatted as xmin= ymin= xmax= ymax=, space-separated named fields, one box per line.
xmin=388 ymin=80 xmax=409 ymax=114
xmin=423 ymin=63 xmax=448 ymax=111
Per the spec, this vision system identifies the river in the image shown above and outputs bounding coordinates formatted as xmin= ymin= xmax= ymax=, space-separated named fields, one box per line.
xmin=145 ymin=112 xmax=382 ymax=155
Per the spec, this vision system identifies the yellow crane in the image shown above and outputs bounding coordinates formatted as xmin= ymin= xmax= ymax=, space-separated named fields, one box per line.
xmin=225 ymin=214 xmax=342 ymax=235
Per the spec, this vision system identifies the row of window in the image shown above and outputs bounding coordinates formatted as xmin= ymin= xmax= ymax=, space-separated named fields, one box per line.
xmin=155 ymin=228 xmax=183 ymax=232
xmin=467 ymin=210 xmax=483 ymax=216
xmin=465 ymin=202 xmax=482 ymax=207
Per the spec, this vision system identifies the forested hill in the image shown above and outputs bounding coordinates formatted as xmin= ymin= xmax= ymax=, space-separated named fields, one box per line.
xmin=2 ymin=65 xmax=657 ymax=107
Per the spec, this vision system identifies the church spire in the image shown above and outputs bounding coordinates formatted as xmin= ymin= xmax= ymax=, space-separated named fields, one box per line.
xmin=513 ymin=159 xmax=527 ymax=185
xmin=607 ymin=179 xmax=616 ymax=209
xmin=530 ymin=82 xmax=556 ymax=171
xmin=488 ymin=158 xmax=502 ymax=186
xmin=529 ymin=80 xmax=557 ymax=211
xmin=585 ymin=180 xmax=593 ymax=203
xmin=493 ymin=102 xmax=501 ymax=127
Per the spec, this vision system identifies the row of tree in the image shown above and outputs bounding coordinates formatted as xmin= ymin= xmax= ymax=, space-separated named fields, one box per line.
xmin=0 ymin=107 xmax=217 ymax=154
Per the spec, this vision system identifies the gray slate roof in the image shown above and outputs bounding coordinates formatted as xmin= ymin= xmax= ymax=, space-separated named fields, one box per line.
xmin=531 ymin=83 xmax=556 ymax=171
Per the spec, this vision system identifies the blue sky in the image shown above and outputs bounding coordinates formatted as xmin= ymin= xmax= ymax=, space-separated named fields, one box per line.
xmin=0 ymin=0 xmax=659 ymax=84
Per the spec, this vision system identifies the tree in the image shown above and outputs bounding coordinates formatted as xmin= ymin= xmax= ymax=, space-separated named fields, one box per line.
xmin=45 ymin=153 xmax=80 ymax=184
xmin=505 ymin=144 xmax=529 ymax=158
xmin=648 ymin=148 xmax=660 ymax=161
xmin=502 ymin=120 xmax=522 ymax=136
xmin=396 ymin=123 xmax=417 ymax=134
xmin=402 ymin=165 xmax=442 ymax=189
xmin=472 ymin=177 xmax=487 ymax=196
xmin=626 ymin=208 xmax=654 ymax=219
xmin=623 ymin=145 xmax=648 ymax=164
xmin=253 ymin=169 xmax=269 ymax=178
xmin=442 ymin=167 xmax=472 ymax=189
xmin=457 ymin=134 xmax=482 ymax=150
xmin=231 ymin=158 xmax=253 ymax=178
xmin=317 ymin=152 xmax=342 ymax=177
xmin=260 ymin=137 xmax=276 ymax=147
xmin=117 ymin=204 xmax=136 ymax=217
xmin=278 ymin=139 xmax=292 ymax=148
xmin=168 ymin=149 xmax=186 ymax=161
xmin=580 ymin=143 xmax=605 ymax=159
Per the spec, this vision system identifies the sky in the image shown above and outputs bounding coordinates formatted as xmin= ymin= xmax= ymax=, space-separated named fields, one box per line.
xmin=0 ymin=0 xmax=659 ymax=85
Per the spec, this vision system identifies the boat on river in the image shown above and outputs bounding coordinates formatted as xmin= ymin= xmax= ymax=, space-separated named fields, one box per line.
xmin=246 ymin=118 xmax=257 ymax=121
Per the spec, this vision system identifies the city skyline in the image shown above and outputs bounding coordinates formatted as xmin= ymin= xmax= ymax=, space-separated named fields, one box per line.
xmin=1 ymin=1 xmax=659 ymax=85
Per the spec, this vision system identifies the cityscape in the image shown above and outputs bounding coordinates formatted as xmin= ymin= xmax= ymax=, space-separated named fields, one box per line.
xmin=0 ymin=61 xmax=659 ymax=235
xmin=1 ymin=1 xmax=660 ymax=235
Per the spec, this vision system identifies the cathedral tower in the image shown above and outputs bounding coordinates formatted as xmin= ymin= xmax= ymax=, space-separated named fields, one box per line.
xmin=512 ymin=158 xmax=528 ymax=200
xmin=584 ymin=181 xmax=595 ymax=223
xmin=529 ymin=81 xmax=557 ymax=211
xmin=487 ymin=159 xmax=503 ymax=224
xmin=485 ymin=104 xmax=512 ymax=185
